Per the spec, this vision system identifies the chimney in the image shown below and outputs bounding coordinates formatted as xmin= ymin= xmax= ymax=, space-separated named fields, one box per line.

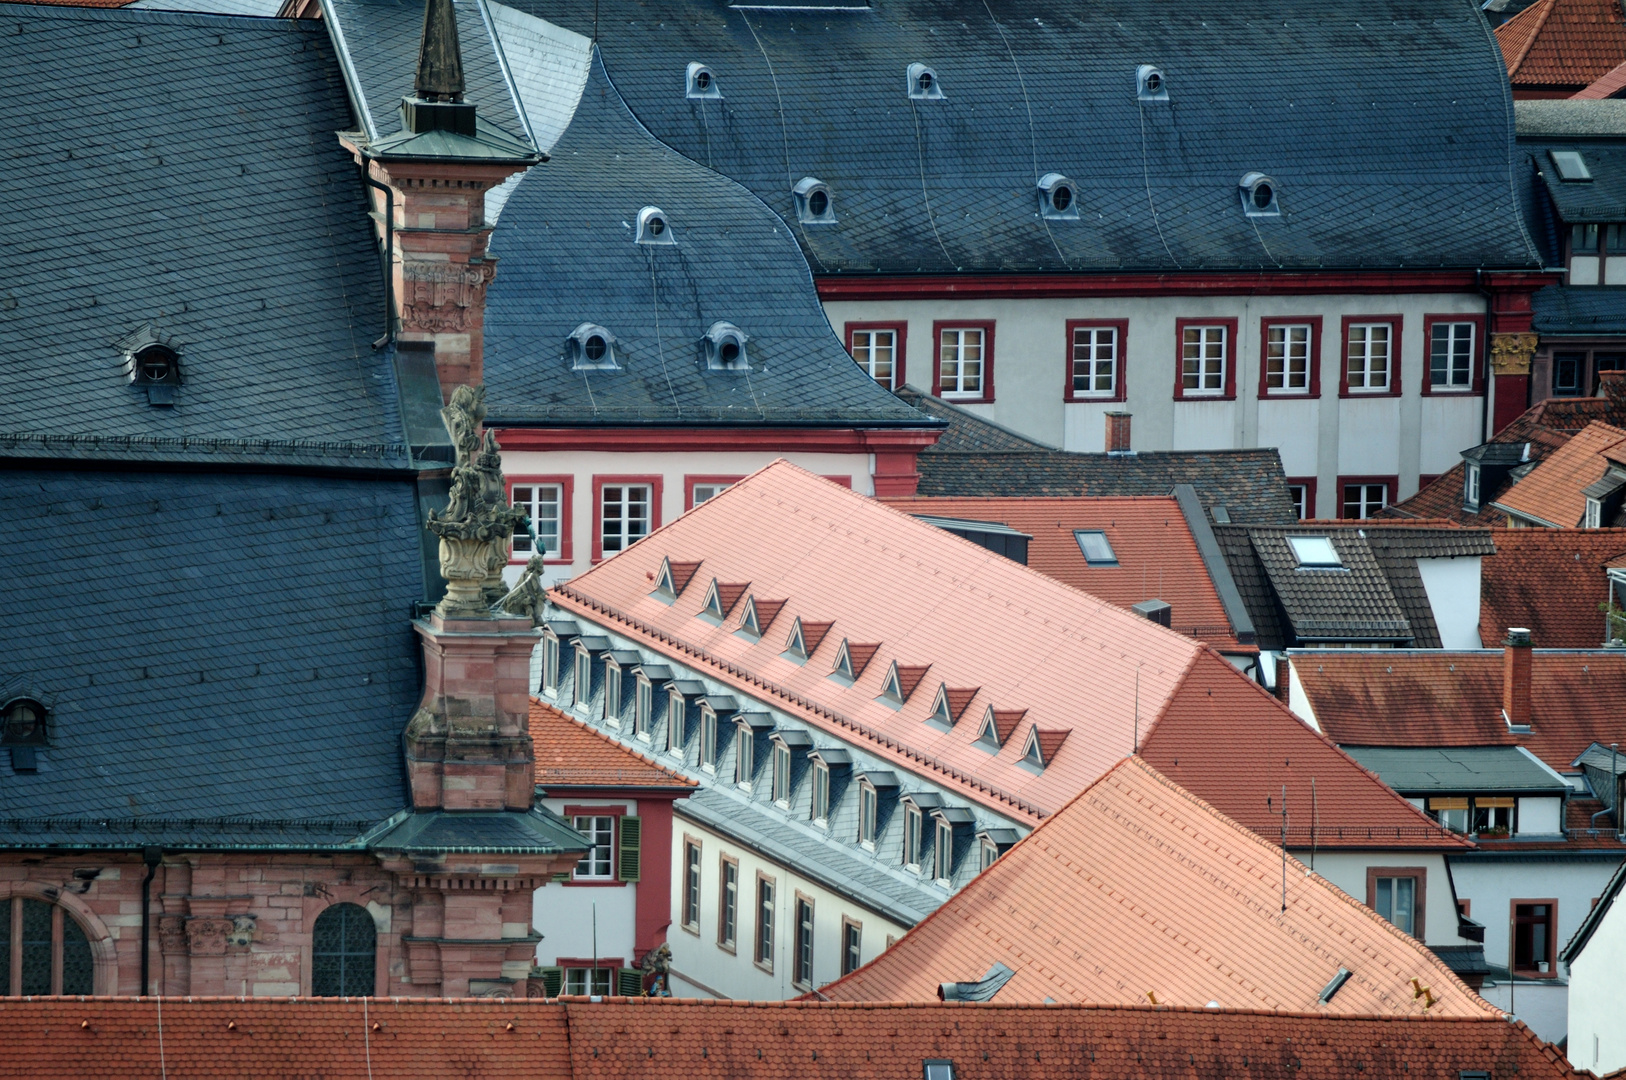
xmin=1132 ymin=598 xmax=1171 ymax=627
xmin=1503 ymin=627 xmax=1533 ymax=731
xmin=1105 ymin=411 xmax=1134 ymax=455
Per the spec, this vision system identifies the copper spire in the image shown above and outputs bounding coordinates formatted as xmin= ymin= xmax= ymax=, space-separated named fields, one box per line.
xmin=415 ymin=0 xmax=465 ymax=102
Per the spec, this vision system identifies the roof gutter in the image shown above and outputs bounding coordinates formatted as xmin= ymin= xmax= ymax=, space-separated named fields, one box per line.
xmin=1488 ymin=502 xmax=1565 ymax=528
xmin=1173 ymin=483 xmax=1256 ymax=646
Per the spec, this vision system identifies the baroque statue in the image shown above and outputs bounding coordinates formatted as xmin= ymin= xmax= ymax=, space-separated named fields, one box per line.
xmin=426 ymin=385 xmax=528 ymax=618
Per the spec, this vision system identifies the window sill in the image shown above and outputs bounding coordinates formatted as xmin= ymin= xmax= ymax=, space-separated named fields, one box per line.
xmin=680 ymin=922 xmax=701 ymax=937
xmin=1175 ymin=392 xmax=1236 ymax=402
xmin=563 ymin=879 xmax=628 ymax=888
xmin=717 ymin=940 xmax=737 ymax=955
xmin=1340 ymin=389 xmax=1401 ymax=399
xmin=754 ymin=960 xmax=774 ymax=975
xmin=938 ymin=393 xmax=992 ymax=404
xmin=1065 ymin=392 xmax=1125 ymax=403
xmin=1260 ymin=390 xmax=1316 ymax=399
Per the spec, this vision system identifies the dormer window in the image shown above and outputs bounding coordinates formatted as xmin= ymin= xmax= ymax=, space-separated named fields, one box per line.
xmin=1464 ymin=463 xmax=1481 ymax=511
xmin=878 ymin=661 xmax=930 ymax=706
xmin=833 ymin=640 xmax=855 ymax=680
xmin=1021 ymin=728 xmax=1044 ymax=768
xmin=700 ymin=578 xmax=748 ymax=621
xmin=636 ymin=206 xmax=675 ymax=245
xmin=1037 ymin=173 xmax=1078 ymax=220
xmin=974 ymin=706 xmax=1003 ymax=752
xmin=1586 ymin=497 xmax=1603 ymax=529
xmin=830 ymin=639 xmax=878 ymax=683
xmin=906 ymin=63 xmax=943 ymax=100
xmin=793 ymin=177 xmax=836 ymax=225
xmin=771 ymin=739 xmax=792 ymax=804
xmin=1020 ymin=726 xmax=1067 ymax=772
xmin=1136 ymin=64 xmax=1168 ymax=102
xmin=931 ymin=813 xmax=957 ymax=883
xmin=686 ymin=62 xmax=722 ymax=99
xmin=118 ymin=324 xmax=183 ymax=406
xmin=665 ymin=683 xmax=687 ymax=755
xmin=1240 ymin=172 xmax=1279 ymax=218
xmin=652 ymin=557 xmax=702 ymax=601
xmin=703 ymin=321 xmax=749 ymax=371
xmin=926 ymin=683 xmax=977 ymax=730
xmin=783 ymin=617 xmax=833 ymax=662
xmin=858 ymin=778 xmax=878 ymax=846
xmin=811 ymin=758 xmax=831 ymax=824
xmin=569 ymin=323 xmax=619 ymax=370
xmin=2 ymin=697 xmax=47 ymax=773
xmin=572 ymin=646 xmax=593 ymax=711
xmin=1287 ymin=535 xmax=1342 ymax=568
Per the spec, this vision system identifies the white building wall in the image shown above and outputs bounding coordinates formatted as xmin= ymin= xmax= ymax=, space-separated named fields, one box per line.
xmin=1303 ymin=851 xmax=1470 ymax=948
xmin=666 ymin=815 xmax=909 ymax=1000
xmin=532 ymin=797 xmax=637 ymax=968
xmin=1567 ymin=893 xmax=1626 ymax=1074
xmin=1415 ymin=556 xmax=1483 ymax=649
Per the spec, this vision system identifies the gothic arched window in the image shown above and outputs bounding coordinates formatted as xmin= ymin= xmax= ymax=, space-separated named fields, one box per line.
xmin=311 ymin=903 xmax=376 ymax=997
xmin=0 ymin=897 xmax=93 ymax=994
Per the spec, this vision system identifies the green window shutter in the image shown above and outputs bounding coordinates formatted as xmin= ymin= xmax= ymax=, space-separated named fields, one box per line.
xmin=617 ymin=815 xmax=642 ymax=882
xmin=538 ymin=966 xmax=563 ymax=998
xmin=617 ymin=967 xmax=645 ymax=997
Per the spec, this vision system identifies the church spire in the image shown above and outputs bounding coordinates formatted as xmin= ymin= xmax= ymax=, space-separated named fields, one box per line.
xmin=415 ymin=0 xmax=465 ymax=103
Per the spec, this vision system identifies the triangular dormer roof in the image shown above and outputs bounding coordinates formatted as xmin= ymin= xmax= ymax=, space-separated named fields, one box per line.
xmin=653 ymin=557 xmax=703 ymax=598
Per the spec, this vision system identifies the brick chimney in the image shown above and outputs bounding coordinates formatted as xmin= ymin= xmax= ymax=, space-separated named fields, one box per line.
xmin=1503 ymin=627 xmax=1533 ymax=731
xmin=1601 ymin=370 xmax=1626 ymax=410
xmin=1105 ymin=411 xmax=1134 ymax=455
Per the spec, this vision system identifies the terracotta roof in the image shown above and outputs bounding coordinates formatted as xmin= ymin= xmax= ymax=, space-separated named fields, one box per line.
xmin=0 ymin=998 xmax=1586 ymax=1080
xmin=818 ymin=757 xmax=1492 ymax=1012
xmin=1479 ymin=528 xmax=1626 ymax=647
xmin=530 ymin=698 xmax=697 ymax=789
xmin=550 ymin=461 xmax=1234 ymax=819
xmin=1496 ymin=0 xmax=1626 ymax=88
xmin=1573 ymin=57 xmax=1626 ymax=96
xmin=1140 ymin=651 xmax=1469 ymax=850
xmin=882 ymin=495 xmax=1246 ymax=650
xmin=1290 ymin=649 xmax=1626 ymax=773
xmin=1495 ymin=421 xmax=1626 ymax=526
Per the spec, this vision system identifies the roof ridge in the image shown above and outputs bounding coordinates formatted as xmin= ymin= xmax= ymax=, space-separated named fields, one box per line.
xmin=1500 ymin=0 xmax=1561 ymax=76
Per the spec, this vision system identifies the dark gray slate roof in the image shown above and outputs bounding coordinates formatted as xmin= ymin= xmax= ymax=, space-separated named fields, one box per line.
xmin=367 ymin=807 xmax=589 ymax=855
xmin=506 ymin=0 xmax=1540 ymax=273
xmin=1534 ymin=147 xmax=1626 ymax=222
xmin=1344 ymin=746 xmax=1568 ymax=794
xmin=482 ymin=53 xmax=930 ymax=427
xmin=901 ymin=389 xmax=1298 ymax=524
xmin=0 ymin=5 xmax=405 ymax=467
xmin=1532 ymin=285 xmax=1626 ymax=336
xmin=0 ymin=468 xmax=426 ymax=849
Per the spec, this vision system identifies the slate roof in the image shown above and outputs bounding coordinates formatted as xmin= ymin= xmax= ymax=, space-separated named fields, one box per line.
xmin=0 ymin=5 xmax=408 ymax=468
xmin=1343 ymin=746 xmax=1570 ymax=795
xmin=1479 ymin=527 xmax=1626 ymax=646
xmin=1496 ymin=0 xmax=1626 ymax=90
xmin=1531 ymin=285 xmax=1626 ymax=335
xmin=1533 ymin=147 xmax=1626 ymax=222
xmin=480 ymin=43 xmax=930 ymax=428
xmin=505 ymin=0 xmax=1540 ymax=274
xmin=367 ymin=806 xmax=589 ymax=855
xmin=819 ymin=758 xmax=1490 ymax=1012
xmin=0 ymin=468 xmax=426 ymax=849
xmin=900 ymin=389 xmax=1298 ymax=525
xmin=530 ymin=698 xmax=696 ymax=790
xmin=1494 ymin=420 xmax=1626 ymax=526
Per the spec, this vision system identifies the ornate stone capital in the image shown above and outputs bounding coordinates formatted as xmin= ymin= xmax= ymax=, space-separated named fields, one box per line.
xmin=157 ymin=915 xmax=188 ymax=955
xmin=1490 ymin=333 xmax=1538 ymax=376
xmin=185 ymin=916 xmax=233 ymax=957
xmin=401 ymin=260 xmax=497 ymax=334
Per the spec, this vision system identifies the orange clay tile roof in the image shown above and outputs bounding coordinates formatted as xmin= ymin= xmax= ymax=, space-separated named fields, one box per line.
xmin=550 ymin=461 xmax=1226 ymax=819
xmin=1479 ymin=527 xmax=1626 ymax=647
xmin=1496 ymin=0 xmax=1626 ymax=88
xmin=1290 ymin=650 xmax=1626 ymax=773
xmin=1574 ymin=57 xmax=1626 ymax=96
xmin=819 ymin=758 xmax=1492 ymax=1015
xmin=0 ymin=998 xmax=1586 ymax=1080
xmin=1140 ymin=651 xmax=1468 ymax=850
xmin=530 ymin=698 xmax=696 ymax=789
xmin=1494 ymin=421 xmax=1626 ymax=526
xmin=884 ymin=495 xmax=1244 ymax=650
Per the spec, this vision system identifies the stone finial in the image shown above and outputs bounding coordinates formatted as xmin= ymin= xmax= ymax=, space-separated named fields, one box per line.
xmin=415 ymin=0 xmax=465 ymax=102
xmin=496 ymin=553 xmax=547 ymax=624
xmin=426 ymin=385 xmax=527 ymax=617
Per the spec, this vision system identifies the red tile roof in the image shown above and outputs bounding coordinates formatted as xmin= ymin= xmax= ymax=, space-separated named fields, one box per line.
xmin=1140 ymin=651 xmax=1469 ymax=850
xmin=1479 ymin=527 xmax=1626 ymax=647
xmin=1496 ymin=0 xmax=1626 ymax=88
xmin=1574 ymin=57 xmax=1626 ymax=96
xmin=819 ymin=757 xmax=1491 ymax=1014
xmin=550 ymin=462 xmax=1234 ymax=819
xmin=530 ymin=698 xmax=697 ymax=790
xmin=0 ymin=998 xmax=1585 ymax=1080
xmin=1495 ymin=421 xmax=1626 ymax=527
xmin=1290 ymin=650 xmax=1626 ymax=773
xmin=883 ymin=495 xmax=1245 ymax=650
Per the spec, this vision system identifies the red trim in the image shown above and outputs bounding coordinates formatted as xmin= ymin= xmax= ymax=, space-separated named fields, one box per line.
xmin=822 ymin=475 xmax=853 ymax=489
xmin=1336 ymin=474 xmax=1399 ymax=519
xmin=1173 ymin=317 xmax=1239 ymax=401
xmin=1420 ymin=313 xmax=1488 ymax=396
xmin=506 ymin=474 xmax=574 ymax=565
xmin=563 ymin=805 xmax=630 ymax=817
xmin=562 ymin=879 xmax=629 ymax=888
xmin=815 ymin=270 xmax=1547 ymax=302
xmin=684 ymin=475 xmax=746 ymax=511
xmin=844 ymin=321 xmax=908 ymax=390
xmin=1482 ymin=271 xmax=1558 ymax=335
xmin=1285 ymin=476 xmax=1318 ymax=520
xmin=1258 ymin=316 xmax=1322 ymax=400
xmin=930 ymin=320 xmax=996 ymax=403
xmin=1063 ymin=319 xmax=1129 ymax=403
xmin=1338 ymin=315 xmax=1404 ymax=398
xmin=590 ymin=475 xmax=664 ymax=564
xmin=496 ymin=427 xmax=941 ymax=455
xmin=1418 ymin=473 xmax=1440 ymax=490
xmin=1511 ymin=898 xmax=1560 ymax=978
xmin=554 ymin=957 xmax=626 ymax=968
xmin=1492 ymin=373 xmax=1532 ymax=435
xmin=635 ymin=797 xmax=676 ymax=956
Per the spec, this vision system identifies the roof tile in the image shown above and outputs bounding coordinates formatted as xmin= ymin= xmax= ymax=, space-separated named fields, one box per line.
xmin=531 ymin=698 xmax=696 ymax=789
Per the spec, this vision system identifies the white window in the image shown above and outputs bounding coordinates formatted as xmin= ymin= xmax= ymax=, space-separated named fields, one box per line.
xmin=634 ymin=676 xmax=652 ymax=738
xmin=573 ymin=647 xmax=591 ymax=710
xmin=719 ymin=859 xmax=738 ymax=948
xmin=841 ymin=919 xmax=862 ymax=976
xmin=859 ymin=782 xmax=877 ymax=846
xmin=903 ymin=804 xmax=923 ymax=869
xmin=604 ymin=663 xmax=623 ymax=726
xmin=700 ymin=707 xmax=718 ymax=770
xmin=1181 ymin=325 xmax=1227 ymax=394
xmin=851 ymin=328 xmax=898 ymax=389
xmin=1287 ymin=483 xmax=1312 ymax=521
xmin=1373 ymin=875 xmax=1417 ymax=937
xmin=1265 ymin=324 xmax=1311 ymax=393
xmin=565 ymin=967 xmax=613 ymax=995
xmin=793 ymin=897 xmax=814 ymax=988
xmin=771 ymin=742 xmax=791 ymax=805
xmin=690 ymin=482 xmax=732 ymax=508
xmin=1070 ymin=326 xmax=1117 ymax=397
xmin=811 ymin=761 xmax=831 ymax=823
xmin=1342 ymin=483 xmax=1389 ymax=520
xmin=1586 ymin=497 xmax=1603 ymax=529
xmin=600 ymin=484 xmax=651 ymax=556
xmin=1346 ymin=323 xmax=1392 ymax=392
xmin=735 ymin=725 xmax=754 ymax=787
xmin=573 ymin=815 xmax=615 ymax=879
xmin=511 ymin=483 xmax=563 ymax=558
xmin=755 ymin=876 xmax=775 ymax=969
xmin=666 ymin=688 xmax=685 ymax=754
xmin=1287 ymin=535 xmax=1341 ymax=567
xmin=542 ymin=635 xmax=560 ymax=694
xmin=682 ymin=841 xmax=701 ymax=931
xmin=1465 ymin=465 xmax=1481 ymax=509
xmin=979 ymin=837 xmax=999 ymax=872
xmin=938 ymin=327 xmax=985 ymax=398
xmin=1430 ymin=322 xmax=1475 ymax=390
xmin=933 ymin=817 xmax=954 ymax=882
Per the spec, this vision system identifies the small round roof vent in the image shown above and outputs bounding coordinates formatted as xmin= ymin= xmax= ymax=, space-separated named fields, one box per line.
xmin=703 ymin=321 xmax=749 ymax=372
xmin=636 ymin=206 xmax=676 ymax=245
xmin=1239 ymin=172 xmax=1280 ymax=218
xmin=1137 ymin=64 xmax=1168 ymax=103
xmin=1037 ymin=172 xmax=1079 ymax=220
xmin=793 ymin=177 xmax=837 ymax=225
xmin=907 ymin=62 xmax=943 ymax=100
xmin=687 ymin=62 xmax=722 ymax=100
xmin=568 ymin=323 xmax=619 ymax=370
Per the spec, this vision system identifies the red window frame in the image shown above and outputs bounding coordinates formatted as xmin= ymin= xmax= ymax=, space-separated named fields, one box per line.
xmin=1258 ymin=316 xmax=1322 ymax=399
xmin=1173 ymin=317 xmax=1239 ymax=401
xmin=591 ymin=474 xmax=663 ymax=564
xmin=1063 ymin=319 xmax=1129 ymax=403
xmin=1285 ymin=476 xmax=1318 ymax=520
xmin=1337 ymin=474 xmax=1399 ymax=519
xmin=684 ymin=475 xmax=745 ymax=511
xmin=1420 ymin=313 xmax=1487 ymax=396
xmin=931 ymin=320 xmax=996 ymax=403
xmin=507 ymin=474 xmax=574 ymax=565
xmin=1339 ymin=315 xmax=1404 ymax=398
xmin=844 ymin=321 xmax=908 ymax=391
xmin=822 ymin=475 xmax=853 ymax=489
xmin=1511 ymin=898 xmax=1560 ymax=978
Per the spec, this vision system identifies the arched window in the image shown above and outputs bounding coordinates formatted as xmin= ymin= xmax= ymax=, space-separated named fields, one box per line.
xmin=311 ymin=903 xmax=376 ymax=997
xmin=0 ymin=897 xmax=93 ymax=994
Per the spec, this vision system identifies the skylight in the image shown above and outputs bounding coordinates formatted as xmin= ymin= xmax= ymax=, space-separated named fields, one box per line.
xmin=1550 ymin=150 xmax=1592 ymax=182
xmin=1287 ymin=535 xmax=1341 ymax=567
xmin=924 ymin=1062 xmax=955 ymax=1080
xmin=1074 ymin=530 xmax=1118 ymax=566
